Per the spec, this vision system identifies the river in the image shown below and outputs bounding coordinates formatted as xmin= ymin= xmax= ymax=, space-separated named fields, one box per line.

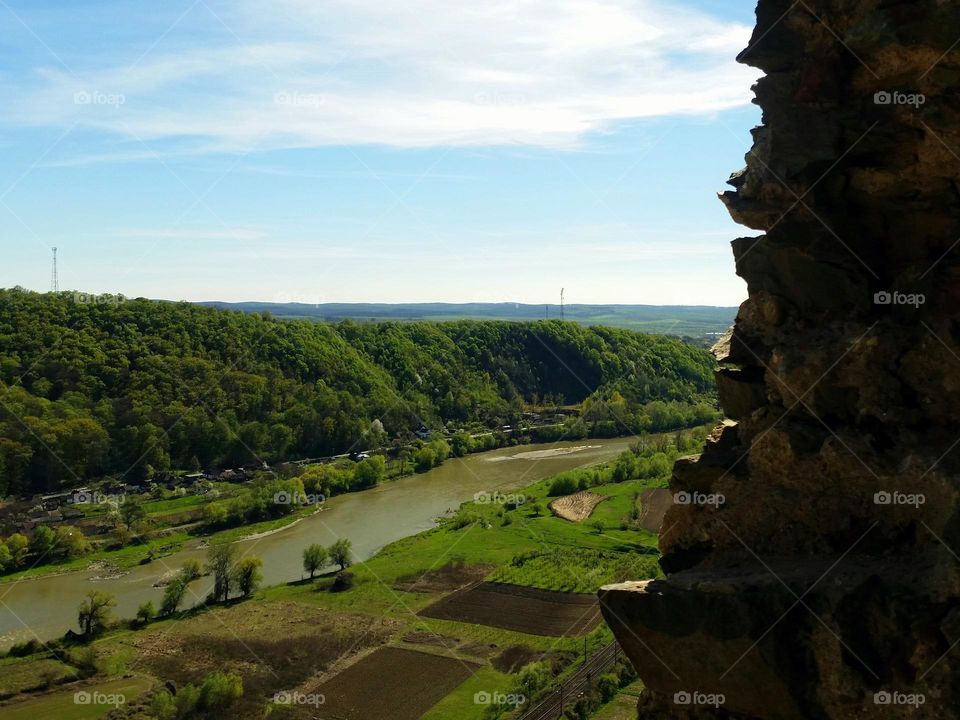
xmin=0 ymin=437 xmax=635 ymax=649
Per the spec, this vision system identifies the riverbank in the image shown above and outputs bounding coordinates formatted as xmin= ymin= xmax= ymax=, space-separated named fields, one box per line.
xmin=0 ymin=436 xmax=647 ymax=649
xmin=0 ymin=426 xmax=676 ymax=587
xmin=0 ymin=430 xmax=684 ymax=719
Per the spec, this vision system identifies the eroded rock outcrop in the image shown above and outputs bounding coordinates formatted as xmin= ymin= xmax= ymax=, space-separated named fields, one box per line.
xmin=601 ymin=2 xmax=960 ymax=717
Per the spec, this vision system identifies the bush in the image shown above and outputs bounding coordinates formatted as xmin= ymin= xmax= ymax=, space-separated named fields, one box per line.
xmin=451 ymin=508 xmax=484 ymax=529
xmin=598 ymin=672 xmax=619 ymax=702
xmin=414 ymin=447 xmax=436 ymax=472
xmin=331 ymin=570 xmax=354 ymax=592
xmin=197 ymin=671 xmax=243 ymax=711
xmin=136 ymin=601 xmax=155 ymax=625
xmin=6 ymin=639 xmax=42 ymax=657
xmin=354 ymin=455 xmax=386 ymax=487
xmin=180 ymin=558 xmax=203 ymax=582
xmin=548 ymin=475 xmax=578 ymax=497
xmin=515 ymin=661 xmax=552 ymax=700
xmin=149 ymin=689 xmax=176 ymax=720
xmin=161 ymin=670 xmax=243 ymax=719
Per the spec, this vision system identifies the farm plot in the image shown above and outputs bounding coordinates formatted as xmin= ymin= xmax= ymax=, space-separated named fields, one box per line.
xmin=130 ymin=601 xmax=400 ymax=718
xmin=419 ymin=582 xmax=602 ymax=637
xmin=313 ymin=646 xmax=479 ymax=720
xmin=393 ymin=561 xmax=493 ymax=593
xmin=549 ymin=491 xmax=607 ymax=522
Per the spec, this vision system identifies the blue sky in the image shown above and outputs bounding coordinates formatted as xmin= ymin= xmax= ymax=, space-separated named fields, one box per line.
xmin=0 ymin=0 xmax=761 ymax=305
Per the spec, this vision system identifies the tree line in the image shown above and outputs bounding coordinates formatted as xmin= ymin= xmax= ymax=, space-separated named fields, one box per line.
xmin=0 ymin=288 xmax=717 ymax=496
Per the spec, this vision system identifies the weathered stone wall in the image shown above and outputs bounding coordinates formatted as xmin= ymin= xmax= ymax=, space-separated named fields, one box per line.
xmin=600 ymin=2 xmax=960 ymax=718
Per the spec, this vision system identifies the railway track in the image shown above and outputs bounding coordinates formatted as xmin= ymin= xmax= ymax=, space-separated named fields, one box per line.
xmin=518 ymin=641 xmax=621 ymax=720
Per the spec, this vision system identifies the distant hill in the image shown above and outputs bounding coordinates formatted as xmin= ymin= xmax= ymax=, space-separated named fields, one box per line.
xmin=0 ymin=289 xmax=719 ymax=495
xmin=199 ymin=301 xmax=738 ymax=338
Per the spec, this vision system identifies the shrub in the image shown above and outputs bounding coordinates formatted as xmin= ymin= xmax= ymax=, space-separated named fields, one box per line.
xmin=414 ymin=447 xmax=436 ymax=472
xmin=180 ymin=558 xmax=203 ymax=582
xmin=149 ymin=689 xmax=176 ymax=720
xmin=598 ymin=672 xmax=619 ymax=702
xmin=548 ymin=475 xmax=577 ymax=496
xmin=354 ymin=455 xmax=386 ymax=487
xmin=331 ymin=570 xmax=354 ymax=592
xmin=197 ymin=671 xmax=243 ymax=710
xmin=450 ymin=509 xmax=480 ymax=529
xmin=6 ymin=639 xmax=41 ymax=657
xmin=136 ymin=601 xmax=155 ymax=625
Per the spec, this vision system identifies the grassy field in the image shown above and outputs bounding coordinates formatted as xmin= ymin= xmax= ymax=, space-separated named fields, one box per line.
xmin=0 ymin=654 xmax=81 ymax=697
xmin=0 ymin=437 xmax=689 ymax=719
xmin=593 ymin=681 xmax=645 ymax=719
xmin=0 ymin=676 xmax=153 ymax=720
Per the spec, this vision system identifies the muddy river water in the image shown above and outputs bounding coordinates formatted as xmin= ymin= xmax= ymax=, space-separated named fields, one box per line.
xmin=0 ymin=437 xmax=635 ymax=648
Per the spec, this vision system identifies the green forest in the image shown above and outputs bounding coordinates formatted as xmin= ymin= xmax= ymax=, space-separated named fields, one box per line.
xmin=0 ymin=288 xmax=717 ymax=496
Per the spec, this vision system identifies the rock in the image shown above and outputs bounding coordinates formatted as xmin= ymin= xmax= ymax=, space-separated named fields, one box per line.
xmin=714 ymin=367 xmax=766 ymax=421
xmin=603 ymin=1 xmax=960 ymax=717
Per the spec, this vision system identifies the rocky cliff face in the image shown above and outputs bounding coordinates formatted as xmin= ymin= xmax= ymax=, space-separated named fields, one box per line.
xmin=600 ymin=2 xmax=960 ymax=718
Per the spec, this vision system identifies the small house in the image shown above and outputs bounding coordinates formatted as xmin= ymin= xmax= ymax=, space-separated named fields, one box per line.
xmin=414 ymin=424 xmax=432 ymax=440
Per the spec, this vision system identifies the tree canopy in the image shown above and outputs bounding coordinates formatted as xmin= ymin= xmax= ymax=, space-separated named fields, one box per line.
xmin=0 ymin=288 xmax=716 ymax=496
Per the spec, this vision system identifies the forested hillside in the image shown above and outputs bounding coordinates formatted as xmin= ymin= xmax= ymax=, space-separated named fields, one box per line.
xmin=0 ymin=289 xmax=717 ymax=495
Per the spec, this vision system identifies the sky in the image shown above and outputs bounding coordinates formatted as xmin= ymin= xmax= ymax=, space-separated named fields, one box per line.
xmin=0 ymin=0 xmax=762 ymax=306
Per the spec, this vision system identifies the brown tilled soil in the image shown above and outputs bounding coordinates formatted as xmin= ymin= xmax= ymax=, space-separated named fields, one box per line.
xmin=393 ymin=561 xmax=494 ymax=593
xmin=400 ymin=630 xmax=461 ymax=647
xmin=638 ymin=488 xmax=673 ymax=533
xmin=418 ymin=582 xmax=602 ymax=637
xmin=492 ymin=645 xmax=538 ymax=672
xmin=310 ymin=646 xmax=479 ymax=720
xmin=549 ymin=491 xmax=607 ymax=522
xmin=131 ymin=601 xmax=400 ymax=718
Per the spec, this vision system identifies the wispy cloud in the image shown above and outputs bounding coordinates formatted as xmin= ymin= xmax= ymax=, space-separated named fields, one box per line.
xmin=3 ymin=0 xmax=758 ymax=156
xmin=114 ymin=227 xmax=266 ymax=242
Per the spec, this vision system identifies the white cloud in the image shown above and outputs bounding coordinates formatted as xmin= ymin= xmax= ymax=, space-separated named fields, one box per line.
xmin=4 ymin=0 xmax=759 ymax=152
